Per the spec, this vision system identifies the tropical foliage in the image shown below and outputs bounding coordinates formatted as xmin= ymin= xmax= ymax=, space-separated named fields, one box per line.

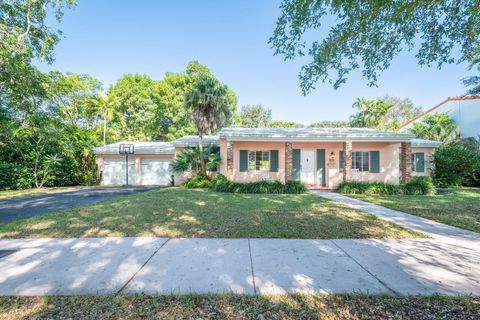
xmin=338 ymin=177 xmax=436 ymax=196
xmin=185 ymin=74 xmax=235 ymax=175
xmin=408 ymin=113 xmax=459 ymax=144
xmin=270 ymin=0 xmax=480 ymax=93
xmin=432 ymin=141 xmax=480 ymax=187
xmin=170 ymin=146 xmax=221 ymax=174
xmin=210 ymin=174 xmax=306 ymax=194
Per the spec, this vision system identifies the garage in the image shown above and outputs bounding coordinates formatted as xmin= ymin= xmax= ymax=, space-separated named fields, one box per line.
xmin=102 ymin=158 xmax=136 ymax=185
xmin=94 ymin=141 xmax=176 ymax=186
xmin=141 ymin=158 xmax=172 ymax=186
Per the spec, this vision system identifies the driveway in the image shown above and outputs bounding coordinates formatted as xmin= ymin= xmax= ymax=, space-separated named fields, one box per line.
xmin=0 ymin=187 xmax=159 ymax=223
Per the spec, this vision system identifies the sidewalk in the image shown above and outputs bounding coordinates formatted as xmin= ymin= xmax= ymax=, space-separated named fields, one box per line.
xmin=1 ymin=236 xmax=479 ymax=296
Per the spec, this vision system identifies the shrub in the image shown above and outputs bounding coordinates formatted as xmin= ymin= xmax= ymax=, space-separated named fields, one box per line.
xmin=0 ymin=163 xmax=19 ymax=190
xmin=337 ymin=181 xmax=403 ymax=195
xmin=338 ymin=177 xmax=435 ymax=195
xmin=182 ymin=173 xmax=211 ymax=188
xmin=403 ymin=176 xmax=436 ymax=195
xmin=432 ymin=142 xmax=479 ymax=187
xmin=210 ymin=174 xmax=306 ymax=194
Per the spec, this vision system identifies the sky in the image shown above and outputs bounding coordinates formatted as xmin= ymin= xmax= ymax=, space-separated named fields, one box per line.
xmin=38 ymin=0 xmax=476 ymax=124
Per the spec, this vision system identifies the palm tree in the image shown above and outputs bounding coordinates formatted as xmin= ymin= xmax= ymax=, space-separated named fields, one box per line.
xmin=185 ymin=75 xmax=231 ymax=175
xmin=87 ymin=93 xmax=120 ymax=145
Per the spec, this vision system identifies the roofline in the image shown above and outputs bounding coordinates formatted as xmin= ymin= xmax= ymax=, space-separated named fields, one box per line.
xmin=223 ymin=136 xmax=415 ymax=143
xmin=398 ymin=95 xmax=480 ymax=130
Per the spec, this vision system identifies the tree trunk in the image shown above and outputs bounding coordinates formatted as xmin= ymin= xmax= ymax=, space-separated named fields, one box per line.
xmin=103 ymin=117 xmax=107 ymax=146
xmin=198 ymin=134 xmax=206 ymax=176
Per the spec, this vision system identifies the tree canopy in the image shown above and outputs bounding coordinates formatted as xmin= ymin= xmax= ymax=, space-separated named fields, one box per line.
xmin=408 ymin=113 xmax=459 ymax=143
xmin=270 ymin=0 xmax=480 ymax=94
xmin=236 ymin=105 xmax=272 ymax=128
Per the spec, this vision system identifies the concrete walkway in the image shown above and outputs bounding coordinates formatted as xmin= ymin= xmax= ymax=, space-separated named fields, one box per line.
xmin=0 ymin=236 xmax=479 ymax=296
xmin=310 ymin=190 xmax=480 ymax=241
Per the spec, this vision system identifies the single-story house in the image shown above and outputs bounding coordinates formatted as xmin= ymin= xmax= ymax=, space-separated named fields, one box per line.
xmin=93 ymin=128 xmax=440 ymax=188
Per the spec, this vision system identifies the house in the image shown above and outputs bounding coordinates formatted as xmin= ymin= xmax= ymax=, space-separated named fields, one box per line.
xmin=93 ymin=128 xmax=440 ymax=188
xmin=398 ymin=95 xmax=480 ymax=139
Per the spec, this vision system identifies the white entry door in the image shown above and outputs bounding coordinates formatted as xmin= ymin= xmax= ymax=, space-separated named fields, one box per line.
xmin=141 ymin=158 xmax=172 ymax=186
xmin=300 ymin=150 xmax=315 ymax=184
xmin=103 ymin=158 xmax=136 ymax=185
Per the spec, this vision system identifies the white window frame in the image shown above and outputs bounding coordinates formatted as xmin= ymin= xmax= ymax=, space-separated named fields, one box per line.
xmin=352 ymin=151 xmax=370 ymax=172
xmin=247 ymin=150 xmax=270 ymax=172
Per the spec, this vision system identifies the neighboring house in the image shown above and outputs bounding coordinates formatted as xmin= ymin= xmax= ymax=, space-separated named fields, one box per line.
xmin=398 ymin=95 xmax=480 ymax=139
xmin=93 ymin=128 xmax=440 ymax=188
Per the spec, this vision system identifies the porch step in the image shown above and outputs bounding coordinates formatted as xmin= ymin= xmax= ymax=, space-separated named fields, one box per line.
xmin=305 ymin=184 xmax=335 ymax=190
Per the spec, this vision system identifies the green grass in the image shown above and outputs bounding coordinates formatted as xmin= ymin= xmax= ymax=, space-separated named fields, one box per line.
xmin=0 ymin=188 xmax=422 ymax=239
xmin=351 ymin=188 xmax=480 ymax=232
xmin=1 ymin=294 xmax=478 ymax=320
xmin=0 ymin=186 xmax=88 ymax=200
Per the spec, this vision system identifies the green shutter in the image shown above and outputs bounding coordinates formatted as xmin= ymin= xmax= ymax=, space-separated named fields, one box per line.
xmin=270 ymin=150 xmax=279 ymax=172
xmin=370 ymin=151 xmax=380 ymax=173
xmin=240 ymin=150 xmax=248 ymax=172
xmin=416 ymin=153 xmax=425 ymax=172
xmin=339 ymin=150 xmax=344 ymax=171
xmin=292 ymin=149 xmax=301 ymax=180
xmin=316 ymin=149 xmax=326 ymax=185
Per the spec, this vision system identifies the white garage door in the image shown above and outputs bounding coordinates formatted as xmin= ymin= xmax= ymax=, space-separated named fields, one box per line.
xmin=141 ymin=158 xmax=172 ymax=186
xmin=103 ymin=158 xmax=136 ymax=185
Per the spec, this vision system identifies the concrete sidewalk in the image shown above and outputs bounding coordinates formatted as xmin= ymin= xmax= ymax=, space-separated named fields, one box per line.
xmin=1 ymin=236 xmax=479 ymax=296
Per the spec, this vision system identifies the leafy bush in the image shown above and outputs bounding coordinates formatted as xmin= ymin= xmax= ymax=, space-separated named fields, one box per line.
xmin=338 ymin=177 xmax=435 ymax=195
xmin=0 ymin=163 xmax=19 ymax=190
xmin=432 ymin=142 xmax=479 ymax=187
xmin=210 ymin=174 xmax=306 ymax=194
xmin=182 ymin=173 xmax=211 ymax=188
xmin=337 ymin=181 xmax=403 ymax=195
xmin=403 ymin=176 xmax=436 ymax=195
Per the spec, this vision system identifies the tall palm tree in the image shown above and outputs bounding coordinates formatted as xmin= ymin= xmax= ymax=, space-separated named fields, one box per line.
xmin=87 ymin=93 xmax=120 ymax=145
xmin=185 ymin=75 xmax=231 ymax=175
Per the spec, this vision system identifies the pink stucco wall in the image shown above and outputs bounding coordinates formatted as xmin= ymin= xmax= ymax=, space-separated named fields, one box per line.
xmin=411 ymin=147 xmax=436 ymax=177
xmin=219 ymin=139 xmax=425 ymax=187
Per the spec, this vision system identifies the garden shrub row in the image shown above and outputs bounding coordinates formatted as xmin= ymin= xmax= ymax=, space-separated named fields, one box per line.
xmin=337 ymin=176 xmax=436 ymax=195
xmin=182 ymin=173 xmax=307 ymax=194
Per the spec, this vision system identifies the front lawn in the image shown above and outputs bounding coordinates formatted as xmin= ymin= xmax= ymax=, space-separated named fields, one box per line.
xmin=351 ymin=188 xmax=480 ymax=232
xmin=0 ymin=188 xmax=422 ymax=239
xmin=1 ymin=294 xmax=478 ymax=320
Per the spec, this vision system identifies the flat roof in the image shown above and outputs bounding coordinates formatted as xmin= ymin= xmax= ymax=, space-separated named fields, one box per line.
xmin=93 ymin=141 xmax=175 ymax=155
xmin=219 ymin=127 xmax=416 ymax=142
xmin=411 ymin=139 xmax=442 ymax=148
xmin=172 ymin=135 xmax=220 ymax=147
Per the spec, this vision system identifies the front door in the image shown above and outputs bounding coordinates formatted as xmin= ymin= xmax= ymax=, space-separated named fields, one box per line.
xmin=300 ymin=150 xmax=315 ymax=184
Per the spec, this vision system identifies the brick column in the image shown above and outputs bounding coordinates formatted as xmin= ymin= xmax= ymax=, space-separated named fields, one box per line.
xmin=343 ymin=141 xmax=352 ymax=182
xmin=226 ymin=141 xmax=234 ymax=175
xmin=285 ymin=142 xmax=293 ymax=182
xmin=401 ymin=142 xmax=412 ymax=183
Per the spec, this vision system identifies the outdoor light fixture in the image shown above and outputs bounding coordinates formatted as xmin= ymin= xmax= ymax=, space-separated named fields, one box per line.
xmin=119 ymin=143 xmax=135 ymax=186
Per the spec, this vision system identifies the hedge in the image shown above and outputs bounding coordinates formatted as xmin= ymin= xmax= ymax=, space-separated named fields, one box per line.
xmin=337 ymin=176 xmax=435 ymax=195
xmin=209 ymin=174 xmax=307 ymax=194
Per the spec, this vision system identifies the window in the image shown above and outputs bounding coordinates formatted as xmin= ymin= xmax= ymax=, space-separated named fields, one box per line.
xmin=352 ymin=151 xmax=369 ymax=172
xmin=248 ymin=151 xmax=270 ymax=171
xmin=411 ymin=153 xmax=425 ymax=172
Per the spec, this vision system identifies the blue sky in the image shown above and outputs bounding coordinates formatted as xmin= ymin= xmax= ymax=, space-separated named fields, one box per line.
xmin=39 ymin=0 xmax=476 ymax=124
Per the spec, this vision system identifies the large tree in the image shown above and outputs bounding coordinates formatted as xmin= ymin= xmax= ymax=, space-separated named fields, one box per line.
xmin=236 ymin=105 xmax=272 ymax=128
xmin=185 ymin=74 xmax=234 ymax=175
xmin=270 ymin=0 xmax=480 ymax=94
xmin=1 ymin=0 xmax=76 ymax=100
xmin=350 ymin=96 xmax=422 ymax=130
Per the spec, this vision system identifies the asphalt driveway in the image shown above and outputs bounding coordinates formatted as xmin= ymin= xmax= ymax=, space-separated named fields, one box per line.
xmin=0 ymin=187 xmax=159 ymax=223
